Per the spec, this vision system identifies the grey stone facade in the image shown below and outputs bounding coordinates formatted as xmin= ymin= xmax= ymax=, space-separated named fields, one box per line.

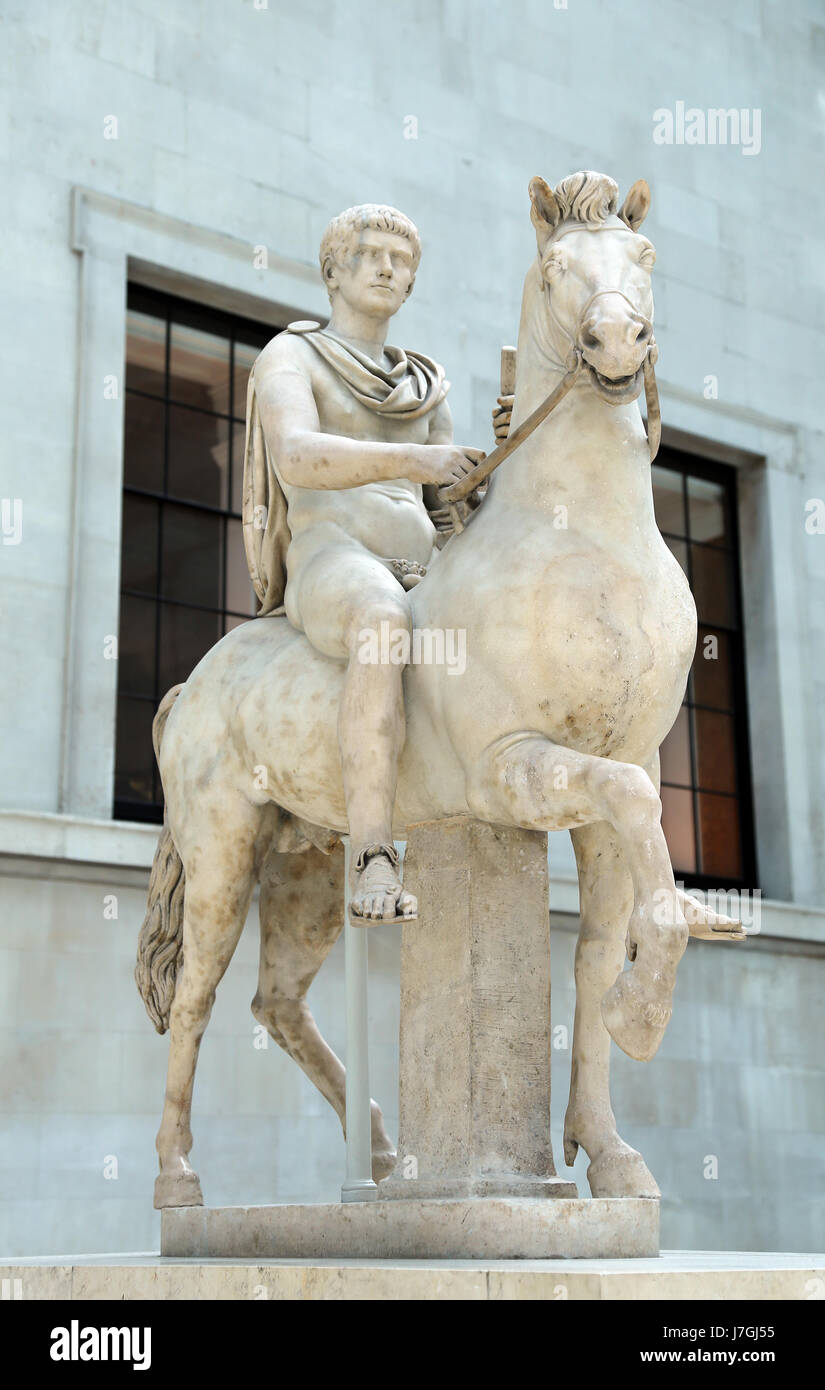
xmin=1 ymin=0 xmax=823 ymax=1256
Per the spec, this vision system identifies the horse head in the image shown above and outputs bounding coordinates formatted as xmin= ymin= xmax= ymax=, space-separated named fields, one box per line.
xmin=528 ymin=170 xmax=657 ymax=408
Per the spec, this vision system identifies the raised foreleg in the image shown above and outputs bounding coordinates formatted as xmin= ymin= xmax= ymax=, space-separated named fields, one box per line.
xmin=564 ymin=820 xmax=659 ymax=1197
xmin=468 ymin=734 xmax=688 ymax=1061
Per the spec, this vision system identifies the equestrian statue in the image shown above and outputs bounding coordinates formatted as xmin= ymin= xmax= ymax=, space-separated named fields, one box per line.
xmin=136 ymin=172 xmax=741 ymax=1211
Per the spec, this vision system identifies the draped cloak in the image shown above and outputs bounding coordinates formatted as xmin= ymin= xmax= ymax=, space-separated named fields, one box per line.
xmin=242 ymin=324 xmax=449 ymax=617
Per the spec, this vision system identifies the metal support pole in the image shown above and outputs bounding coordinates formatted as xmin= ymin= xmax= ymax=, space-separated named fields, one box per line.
xmin=341 ymin=837 xmax=378 ymax=1202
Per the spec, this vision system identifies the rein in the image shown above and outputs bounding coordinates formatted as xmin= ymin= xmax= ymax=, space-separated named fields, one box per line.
xmin=439 ymin=257 xmax=662 ymax=518
xmin=438 ymin=348 xmax=585 ymax=510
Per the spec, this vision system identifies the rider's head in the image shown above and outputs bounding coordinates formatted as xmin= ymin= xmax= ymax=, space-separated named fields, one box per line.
xmin=320 ymin=205 xmax=421 ymax=319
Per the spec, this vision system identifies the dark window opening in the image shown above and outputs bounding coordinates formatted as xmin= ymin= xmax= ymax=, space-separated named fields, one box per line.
xmin=653 ymin=446 xmax=757 ymax=891
xmin=114 ymin=285 xmax=279 ymax=823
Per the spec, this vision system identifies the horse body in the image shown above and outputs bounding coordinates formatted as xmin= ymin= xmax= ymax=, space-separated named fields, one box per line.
xmin=161 ymin=408 xmax=695 ymax=843
xmin=142 ymin=173 xmax=737 ymax=1212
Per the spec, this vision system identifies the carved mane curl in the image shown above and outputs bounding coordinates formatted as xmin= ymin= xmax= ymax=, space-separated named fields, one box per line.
xmin=553 ymin=171 xmax=619 ymax=226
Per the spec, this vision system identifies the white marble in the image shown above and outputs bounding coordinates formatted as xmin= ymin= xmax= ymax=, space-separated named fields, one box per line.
xmin=2 ymin=0 xmax=824 ymax=1263
xmin=3 ymin=1248 xmax=824 ymax=1302
xmin=142 ymin=174 xmax=744 ymax=1218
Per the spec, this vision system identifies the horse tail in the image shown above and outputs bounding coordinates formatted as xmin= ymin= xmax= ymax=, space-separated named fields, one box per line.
xmin=135 ymin=685 xmax=186 ymax=1034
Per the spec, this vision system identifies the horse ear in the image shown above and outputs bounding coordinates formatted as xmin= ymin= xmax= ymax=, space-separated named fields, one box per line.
xmin=619 ymin=179 xmax=651 ymax=232
xmin=529 ymin=176 xmax=562 ymax=248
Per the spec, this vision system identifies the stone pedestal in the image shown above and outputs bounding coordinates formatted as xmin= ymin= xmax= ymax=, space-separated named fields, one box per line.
xmin=160 ymin=1197 xmax=658 ymax=1260
xmin=381 ymin=818 xmax=575 ymax=1201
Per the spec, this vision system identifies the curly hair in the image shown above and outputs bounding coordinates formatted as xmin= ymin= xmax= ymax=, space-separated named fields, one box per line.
xmin=319 ymin=204 xmax=422 ymax=300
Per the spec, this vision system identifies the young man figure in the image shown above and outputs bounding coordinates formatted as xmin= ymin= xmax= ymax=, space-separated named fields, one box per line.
xmin=244 ymin=205 xmax=483 ymax=923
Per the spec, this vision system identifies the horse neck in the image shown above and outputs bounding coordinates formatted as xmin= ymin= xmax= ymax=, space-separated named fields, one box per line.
xmin=486 ymin=260 xmax=658 ymax=537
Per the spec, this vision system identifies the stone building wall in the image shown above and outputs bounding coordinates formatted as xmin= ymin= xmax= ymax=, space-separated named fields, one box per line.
xmin=1 ymin=0 xmax=823 ymax=1255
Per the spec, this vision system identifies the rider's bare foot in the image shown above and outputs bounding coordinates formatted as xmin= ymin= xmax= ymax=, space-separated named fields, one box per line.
xmin=350 ymin=843 xmax=417 ymax=924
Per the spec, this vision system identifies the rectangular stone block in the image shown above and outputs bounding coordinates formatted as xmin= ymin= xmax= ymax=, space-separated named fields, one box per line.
xmin=382 ymin=819 xmax=573 ymax=1200
xmin=161 ymin=1197 xmax=659 ymax=1261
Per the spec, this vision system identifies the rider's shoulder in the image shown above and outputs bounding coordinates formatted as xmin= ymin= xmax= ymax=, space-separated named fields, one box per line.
xmin=254 ymin=324 xmax=322 ymax=382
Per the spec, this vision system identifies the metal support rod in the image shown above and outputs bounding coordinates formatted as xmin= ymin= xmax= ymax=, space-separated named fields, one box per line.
xmin=341 ymin=837 xmax=378 ymax=1202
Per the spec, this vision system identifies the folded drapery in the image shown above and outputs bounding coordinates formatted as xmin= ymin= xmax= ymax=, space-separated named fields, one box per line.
xmin=241 ymin=323 xmax=449 ymax=617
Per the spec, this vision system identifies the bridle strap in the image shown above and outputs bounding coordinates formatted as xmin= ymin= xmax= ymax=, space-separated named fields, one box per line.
xmin=439 ymin=349 xmax=584 ymax=510
xmin=643 ymin=345 xmax=661 ymax=462
xmin=545 ymin=284 xmax=652 ymax=362
xmin=438 ymin=260 xmax=661 ymax=521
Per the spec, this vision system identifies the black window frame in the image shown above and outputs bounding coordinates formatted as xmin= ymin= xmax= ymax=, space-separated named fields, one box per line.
xmin=114 ymin=284 xmax=280 ymax=824
xmin=654 ymin=444 xmax=758 ymax=893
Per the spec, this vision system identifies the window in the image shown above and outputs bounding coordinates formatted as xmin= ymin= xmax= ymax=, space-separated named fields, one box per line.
xmin=114 ymin=286 xmax=278 ymax=822
xmin=653 ymin=447 xmax=757 ymax=889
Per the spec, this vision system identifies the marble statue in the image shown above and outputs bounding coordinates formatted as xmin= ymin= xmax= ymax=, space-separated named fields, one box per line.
xmin=137 ymin=174 xmax=742 ymax=1213
xmin=242 ymin=203 xmax=484 ymax=925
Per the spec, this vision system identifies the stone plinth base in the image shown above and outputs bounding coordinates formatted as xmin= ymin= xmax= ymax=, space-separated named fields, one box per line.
xmin=160 ymin=1197 xmax=659 ymax=1261
xmin=6 ymin=1250 xmax=824 ymax=1300
xmin=379 ymin=1176 xmax=577 ymax=1201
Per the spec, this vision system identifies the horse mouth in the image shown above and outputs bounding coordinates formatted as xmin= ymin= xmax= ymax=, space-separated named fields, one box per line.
xmin=587 ymin=363 xmax=645 ymax=404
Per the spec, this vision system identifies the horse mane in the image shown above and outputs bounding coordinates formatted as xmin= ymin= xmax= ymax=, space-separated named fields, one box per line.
xmin=553 ymin=171 xmax=619 ymax=227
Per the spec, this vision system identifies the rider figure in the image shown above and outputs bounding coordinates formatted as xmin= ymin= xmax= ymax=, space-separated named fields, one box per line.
xmin=244 ymin=204 xmax=485 ymax=922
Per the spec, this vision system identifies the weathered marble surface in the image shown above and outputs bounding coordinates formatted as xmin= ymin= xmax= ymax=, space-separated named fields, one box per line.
xmin=139 ymin=173 xmax=741 ymax=1218
xmin=160 ymin=1196 xmax=658 ymax=1261
xmin=380 ymin=819 xmax=575 ymax=1201
xmin=4 ymin=1251 xmax=825 ymax=1301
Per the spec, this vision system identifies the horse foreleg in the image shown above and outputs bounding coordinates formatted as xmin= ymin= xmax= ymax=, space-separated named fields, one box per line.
xmin=251 ymin=843 xmax=396 ymax=1183
xmin=564 ymin=821 xmax=659 ymax=1197
xmin=468 ymin=734 xmax=688 ymax=1061
xmin=154 ymin=815 xmax=257 ymax=1209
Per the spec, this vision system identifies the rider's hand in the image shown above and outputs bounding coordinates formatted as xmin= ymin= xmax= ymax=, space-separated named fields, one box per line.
xmin=409 ymin=445 xmax=486 ymax=487
xmin=492 ymin=394 xmax=514 ymax=442
xmin=427 ymin=505 xmax=457 ymax=535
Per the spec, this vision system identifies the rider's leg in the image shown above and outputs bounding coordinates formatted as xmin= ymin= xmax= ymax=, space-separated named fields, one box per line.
xmin=287 ymin=536 xmax=417 ymax=922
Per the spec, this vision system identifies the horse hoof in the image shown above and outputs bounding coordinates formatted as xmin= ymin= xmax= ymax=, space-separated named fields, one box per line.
xmin=600 ymin=972 xmax=671 ymax=1061
xmin=587 ymin=1148 xmax=660 ymax=1199
xmin=154 ymin=1170 xmax=204 ymax=1209
xmin=372 ymin=1148 xmax=397 ymax=1182
xmin=562 ymin=1134 xmax=579 ymax=1167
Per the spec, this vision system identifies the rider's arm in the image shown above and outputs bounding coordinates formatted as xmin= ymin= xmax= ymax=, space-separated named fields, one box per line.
xmin=254 ymin=341 xmax=475 ymax=491
xmin=422 ymin=397 xmax=453 ymax=517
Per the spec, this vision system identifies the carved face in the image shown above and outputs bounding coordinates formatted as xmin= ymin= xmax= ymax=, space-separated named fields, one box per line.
xmin=325 ymin=228 xmax=415 ymax=320
xmin=543 ymin=227 xmax=656 ymax=401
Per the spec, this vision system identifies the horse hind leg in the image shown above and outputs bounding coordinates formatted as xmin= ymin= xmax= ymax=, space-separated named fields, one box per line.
xmin=251 ymin=842 xmax=397 ymax=1183
xmin=153 ymin=803 xmax=259 ymax=1209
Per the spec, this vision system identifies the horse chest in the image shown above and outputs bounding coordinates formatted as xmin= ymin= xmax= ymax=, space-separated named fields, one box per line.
xmin=489 ymin=547 xmax=696 ymax=758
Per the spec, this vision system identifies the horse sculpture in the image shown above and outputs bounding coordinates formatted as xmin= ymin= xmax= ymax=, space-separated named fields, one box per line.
xmin=137 ymin=170 xmax=741 ymax=1210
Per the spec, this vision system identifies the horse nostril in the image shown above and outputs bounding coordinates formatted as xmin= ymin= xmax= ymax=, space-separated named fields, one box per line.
xmin=582 ymin=328 xmax=601 ymax=351
xmin=636 ymin=323 xmax=651 ymax=343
